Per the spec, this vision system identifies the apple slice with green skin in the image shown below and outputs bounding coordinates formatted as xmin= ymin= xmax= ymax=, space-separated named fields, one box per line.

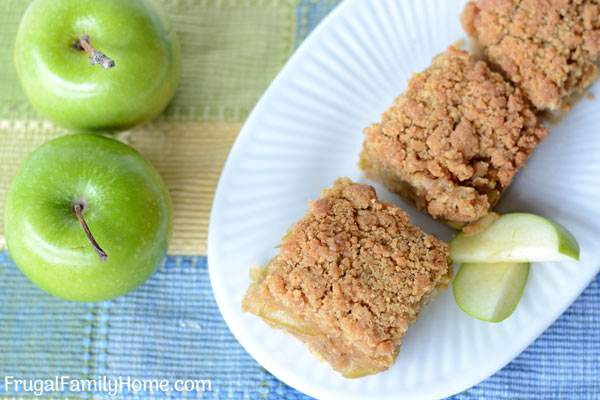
xmin=453 ymin=262 xmax=530 ymax=323
xmin=450 ymin=213 xmax=580 ymax=263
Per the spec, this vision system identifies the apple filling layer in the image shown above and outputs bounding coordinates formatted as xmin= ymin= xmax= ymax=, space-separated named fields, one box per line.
xmin=242 ymin=178 xmax=451 ymax=378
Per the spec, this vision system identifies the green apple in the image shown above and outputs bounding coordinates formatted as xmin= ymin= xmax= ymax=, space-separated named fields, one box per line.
xmin=14 ymin=0 xmax=180 ymax=131
xmin=453 ymin=262 xmax=530 ymax=323
xmin=4 ymin=134 xmax=172 ymax=301
xmin=450 ymin=213 xmax=580 ymax=263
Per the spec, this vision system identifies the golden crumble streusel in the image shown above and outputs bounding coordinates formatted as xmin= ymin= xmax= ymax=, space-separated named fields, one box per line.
xmin=462 ymin=0 xmax=600 ymax=110
xmin=242 ymin=178 xmax=450 ymax=377
xmin=360 ymin=46 xmax=548 ymax=225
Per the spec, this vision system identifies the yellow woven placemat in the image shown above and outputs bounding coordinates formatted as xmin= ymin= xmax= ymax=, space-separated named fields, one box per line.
xmin=0 ymin=0 xmax=298 ymax=255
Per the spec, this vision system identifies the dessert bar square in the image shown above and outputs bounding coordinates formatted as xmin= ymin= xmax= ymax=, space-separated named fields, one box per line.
xmin=462 ymin=0 xmax=600 ymax=110
xmin=360 ymin=46 xmax=547 ymax=226
xmin=242 ymin=178 xmax=450 ymax=377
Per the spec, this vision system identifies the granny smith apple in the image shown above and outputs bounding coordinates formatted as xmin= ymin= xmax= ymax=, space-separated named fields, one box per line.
xmin=450 ymin=213 xmax=580 ymax=263
xmin=453 ymin=262 xmax=530 ymax=323
xmin=14 ymin=0 xmax=180 ymax=131
xmin=4 ymin=134 xmax=172 ymax=301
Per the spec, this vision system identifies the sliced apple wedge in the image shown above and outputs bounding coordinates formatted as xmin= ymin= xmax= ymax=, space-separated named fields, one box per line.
xmin=453 ymin=262 xmax=530 ymax=323
xmin=450 ymin=213 xmax=580 ymax=263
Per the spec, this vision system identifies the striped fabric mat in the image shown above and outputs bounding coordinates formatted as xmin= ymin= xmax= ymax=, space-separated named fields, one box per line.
xmin=0 ymin=1 xmax=598 ymax=399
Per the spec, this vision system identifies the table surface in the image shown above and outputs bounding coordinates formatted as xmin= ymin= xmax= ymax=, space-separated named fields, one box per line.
xmin=0 ymin=1 xmax=599 ymax=399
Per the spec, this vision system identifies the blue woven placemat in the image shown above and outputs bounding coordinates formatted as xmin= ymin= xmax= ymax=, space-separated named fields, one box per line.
xmin=1 ymin=251 xmax=599 ymax=399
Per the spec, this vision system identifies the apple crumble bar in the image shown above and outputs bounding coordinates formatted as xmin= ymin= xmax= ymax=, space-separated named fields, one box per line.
xmin=462 ymin=0 xmax=600 ymax=111
xmin=360 ymin=46 xmax=548 ymax=226
xmin=242 ymin=178 xmax=450 ymax=378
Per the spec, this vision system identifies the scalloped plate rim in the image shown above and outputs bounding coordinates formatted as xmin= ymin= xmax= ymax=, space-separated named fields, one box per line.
xmin=207 ymin=0 xmax=600 ymax=399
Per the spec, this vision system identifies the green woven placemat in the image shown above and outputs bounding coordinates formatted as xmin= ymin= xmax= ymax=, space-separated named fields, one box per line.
xmin=0 ymin=0 xmax=298 ymax=255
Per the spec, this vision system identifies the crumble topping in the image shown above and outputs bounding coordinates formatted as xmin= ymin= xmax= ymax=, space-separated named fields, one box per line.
xmin=248 ymin=178 xmax=449 ymax=363
xmin=361 ymin=47 xmax=547 ymax=224
xmin=462 ymin=0 xmax=600 ymax=110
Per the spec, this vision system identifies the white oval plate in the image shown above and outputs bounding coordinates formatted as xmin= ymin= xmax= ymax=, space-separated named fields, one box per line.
xmin=208 ymin=0 xmax=600 ymax=399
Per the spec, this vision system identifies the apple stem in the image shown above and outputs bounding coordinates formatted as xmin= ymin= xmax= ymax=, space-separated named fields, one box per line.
xmin=73 ymin=203 xmax=108 ymax=262
xmin=74 ymin=35 xmax=115 ymax=69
